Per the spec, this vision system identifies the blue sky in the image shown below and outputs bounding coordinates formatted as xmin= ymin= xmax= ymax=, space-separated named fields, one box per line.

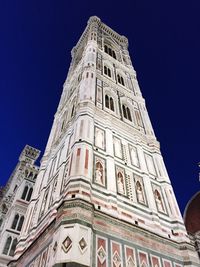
xmin=0 ymin=0 xmax=200 ymax=214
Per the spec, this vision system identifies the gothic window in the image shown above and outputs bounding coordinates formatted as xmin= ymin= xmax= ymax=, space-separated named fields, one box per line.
xmin=122 ymin=104 xmax=132 ymax=121
xmin=0 ymin=218 xmax=3 ymax=228
xmin=3 ymin=237 xmax=17 ymax=256
xmin=11 ymin=214 xmax=19 ymax=230
xmin=154 ymin=189 xmax=165 ymax=213
xmin=9 ymin=238 xmax=17 ymax=256
xmin=117 ymin=74 xmax=125 ymax=86
xmin=105 ymin=95 xmax=115 ymax=111
xmin=26 ymin=187 xmax=33 ymax=201
xmin=11 ymin=214 xmax=24 ymax=232
xmin=104 ymin=45 xmax=116 ymax=59
xmin=13 ymin=185 xmax=18 ymax=192
xmin=104 ymin=65 xmax=111 ymax=78
xmin=21 ymin=186 xmax=28 ymax=200
xmin=136 ymin=181 xmax=145 ymax=204
xmin=3 ymin=236 xmax=12 ymax=255
xmin=17 ymin=216 xmax=24 ymax=231
xmin=21 ymin=186 xmax=33 ymax=201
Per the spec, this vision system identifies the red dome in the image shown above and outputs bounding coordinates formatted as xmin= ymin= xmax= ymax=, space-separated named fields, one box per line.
xmin=184 ymin=191 xmax=200 ymax=234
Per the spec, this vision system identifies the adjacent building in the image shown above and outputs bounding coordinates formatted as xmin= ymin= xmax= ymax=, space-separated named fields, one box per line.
xmin=3 ymin=16 xmax=200 ymax=266
xmin=0 ymin=145 xmax=40 ymax=267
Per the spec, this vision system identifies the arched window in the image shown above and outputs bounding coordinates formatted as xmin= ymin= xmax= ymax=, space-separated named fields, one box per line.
xmin=11 ymin=214 xmax=24 ymax=231
xmin=17 ymin=216 xmax=24 ymax=231
xmin=117 ymin=74 xmax=125 ymax=86
xmin=105 ymin=95 xmax=115 ymax=112
xmin=110 ymin=97 xmax=114 ymax=111
xmin=104 ymin=65 xmax=111 ymax=78
xmin=104 ymin=45 xmax=117 ymax=60
xmin=3 ymin=236 xmax=12 ymax=255
xmin=21 ymin=186 xmax=33 ymax=201
xmin=122 ymin=105 xmax=132 ymax=121
xmin=105 ymin=95 xmax=109 ymax=108
xmin=26 ymin=187 xmax=33 ymax=201
xmin=21 ymin=186 xmax=28 ymax=200
xmin=9 ymin=238 xmax=17 ymax=256
xmin=0 ymin=218 xmax=3 ymax=228
xmin=122 ymin=105 xmax=127 ymax=119
xmin=11 ymin=214 xmax=19 ymax=230
xmin=104 ymin=45 xmax=108 ymax=53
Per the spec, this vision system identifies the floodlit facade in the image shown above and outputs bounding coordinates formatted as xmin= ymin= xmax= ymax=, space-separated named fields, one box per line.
xmin=0 ymin=145 xmax=40 ymax=267
xmin=7 ymin=16 xmax=200 ymax=267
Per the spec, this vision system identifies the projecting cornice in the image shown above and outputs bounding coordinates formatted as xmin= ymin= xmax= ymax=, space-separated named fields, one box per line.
xmin=72 ymin=16 xmax=128 ymax=58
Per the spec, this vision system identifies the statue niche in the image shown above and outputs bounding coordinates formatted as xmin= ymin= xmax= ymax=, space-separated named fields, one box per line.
xmin=117 ymin=171 xmax=125 ymax=195
xmin=95 ymin=161 xmax=105 ymax=186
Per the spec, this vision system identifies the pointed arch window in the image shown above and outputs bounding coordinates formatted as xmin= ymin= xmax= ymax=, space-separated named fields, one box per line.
xmin=26 ymin=187 xmax=33 ymax=201
xmin=117 ymin=74 xmax=125 ymax=86
xmin=3 ymin=236 xmax=12 ymax=255
xmin=122 ymin=104 xmax=132 ymax=121
xmin=21 ymin=186 xmax=33 ymax=202
xmin=11 ymin=214 xmax=19 ymax=230
xmin=104 ymin=45 xmax=117 ymax=60
xmin=21 ymin=186 xmax=28 ymax=200
xmin=3 ymin=237 xmax=17 ymax=256
xmin=11 ymin=214 xmax=24 ymax=231
xmin=105 ymin=95 xmax=115 ymax=111
xmin=17 ymin=216 xmax=24 ymax=231
xmin=9 ymin=238 xmax=17 ymax=256
xmin=104 ymin=65 xmax=111 ymax=78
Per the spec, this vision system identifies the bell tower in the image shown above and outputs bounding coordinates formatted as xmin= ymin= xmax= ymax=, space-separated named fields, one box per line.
xmin=10 ymin=16 xmax=199 ymax=267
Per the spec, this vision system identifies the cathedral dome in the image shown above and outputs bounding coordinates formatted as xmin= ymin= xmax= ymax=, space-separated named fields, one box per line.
xmin=184 ymin=191 xmax=200 ymax=234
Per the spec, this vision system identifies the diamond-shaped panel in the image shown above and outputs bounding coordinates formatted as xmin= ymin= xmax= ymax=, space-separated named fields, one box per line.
xmin=97 ymin=246 xmax=106 ymax=264
xmin=62 ymin=236 xmax=72 ymax=253
xmin=79 ymin=237 xmax=87 ymax=251
xmin=113 ymin=251 xmax=121 ymax=267
xmin=127 ymin=256 xmax=135 ymax=267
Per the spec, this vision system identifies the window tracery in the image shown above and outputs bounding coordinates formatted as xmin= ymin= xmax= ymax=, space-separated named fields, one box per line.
xmin=3 ymin=236 xmax=18 ymax=256
xmin=117 ymin=74 xmax=125 ymax=86
xmin=21 ymin=185 xmax=33 ymax=201
xmin=105 ymin=94 xmax=115 ymax=111
xmin=122 ymin=104 xmax=132 ymax=121
xmin=104 ymin=44 xmax=116 ymax=59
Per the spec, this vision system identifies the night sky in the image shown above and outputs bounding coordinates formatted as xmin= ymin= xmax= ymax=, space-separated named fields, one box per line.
xmin=1 ymin=1 xmax=200 ymax=215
